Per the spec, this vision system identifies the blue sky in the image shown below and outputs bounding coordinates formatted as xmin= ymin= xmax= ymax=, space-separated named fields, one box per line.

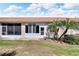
xmin=0 ymin=3 xmax=79 ymax=17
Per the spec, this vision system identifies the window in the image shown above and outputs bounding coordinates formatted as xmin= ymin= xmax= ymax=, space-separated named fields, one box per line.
xmin=33 ymin=24 xmax=36 ymax=33
xmin=36 ymin=25 xmax=39 ymax=33
xmin=33 ymin=24 xmax=39 ymax=33
xmin=2 ymin=26 xmax=6 ymax=35
xmin=28 ymin=24 xmax=31 ymax=33
xmin=25 ymin=25 xmax=28 ymax=33
xmin=25 ymin=24 xmax=32 ymax=33
xmin=2 ymin=23 xmax=21 ymax=35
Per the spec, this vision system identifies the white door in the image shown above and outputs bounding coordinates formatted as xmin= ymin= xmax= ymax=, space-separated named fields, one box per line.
xmin=40 ymin=27 xmax=44 ymax=35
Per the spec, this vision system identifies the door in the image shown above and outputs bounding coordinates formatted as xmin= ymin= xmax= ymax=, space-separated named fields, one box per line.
xmin=40 ymin=27 xmax=44 ymax=35
xmin=25 ymin=24 xmax=40 ymax=38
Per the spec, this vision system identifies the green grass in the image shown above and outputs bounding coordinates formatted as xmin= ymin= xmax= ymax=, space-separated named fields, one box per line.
xmin=47 ymin=44 xmax=79 ymax=56
xmin=0 ymin=40 xmax=30 ymax=46
xmin=0 ymin=40 xmax=79 ymax=56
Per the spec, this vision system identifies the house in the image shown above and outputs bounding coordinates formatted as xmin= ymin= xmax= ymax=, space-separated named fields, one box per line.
xmin=0 ymin=17 xmax=79 ymax=39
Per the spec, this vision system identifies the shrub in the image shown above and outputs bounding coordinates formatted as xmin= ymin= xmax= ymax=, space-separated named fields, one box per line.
xmin=64 ymin=35 xmax=79 ymax=45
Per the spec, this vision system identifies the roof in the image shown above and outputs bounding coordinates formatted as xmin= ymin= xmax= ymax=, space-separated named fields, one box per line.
xmin=0 ymin=17 xmax=79 ymax=23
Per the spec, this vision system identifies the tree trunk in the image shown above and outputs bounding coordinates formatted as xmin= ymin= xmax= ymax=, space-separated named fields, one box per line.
xmin=58 ymin=26 xmax=69 ymax=42
xmin=53 ymin=27 xmax=59 ymax=40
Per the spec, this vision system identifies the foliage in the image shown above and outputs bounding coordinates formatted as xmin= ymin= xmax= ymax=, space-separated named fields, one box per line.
xmin=48 ymin=20 xmax=79 ymax=28
xmin=48 ymin=18 xmax=79 ymax=41
xmin=64 ymin=35 xmax=79 ymax=45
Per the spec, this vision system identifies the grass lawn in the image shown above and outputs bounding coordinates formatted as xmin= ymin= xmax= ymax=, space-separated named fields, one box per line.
xmin=0 ymin=40 xmax=79 ymax=56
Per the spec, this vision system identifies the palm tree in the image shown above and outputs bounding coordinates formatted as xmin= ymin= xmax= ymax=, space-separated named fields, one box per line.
xmin=48 ymin=18 xmax=79 ymax=42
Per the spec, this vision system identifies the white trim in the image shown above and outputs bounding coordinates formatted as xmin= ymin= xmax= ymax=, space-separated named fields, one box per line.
xmin=0 ymin=24 xmax=2 ymax=36
xmin=0 ymin=22 xmax=48 ymax=39
xmin=31 ymin=24 xmax=33 ymax=33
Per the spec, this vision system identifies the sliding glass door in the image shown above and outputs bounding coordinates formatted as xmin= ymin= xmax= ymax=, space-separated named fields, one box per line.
xmin=15 ymin=24 xmax=21 ymax=35
xmin=2 ymin=23 xmax=21 ymax=35
xmin=25 ymin=24 xmax=39 ymax=33
xmin=7 ymin=24 xmax=14 ymax=35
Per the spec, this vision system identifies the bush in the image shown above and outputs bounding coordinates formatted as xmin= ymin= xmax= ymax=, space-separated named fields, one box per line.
xmin=64 ymin=35 xmax=79 ymax=45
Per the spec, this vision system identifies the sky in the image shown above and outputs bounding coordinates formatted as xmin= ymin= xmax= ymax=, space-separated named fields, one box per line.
xmin=0 ymin=3 xmax=79 ymax=17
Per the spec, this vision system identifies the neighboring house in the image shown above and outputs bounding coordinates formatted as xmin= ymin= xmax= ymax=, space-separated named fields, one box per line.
xmin=0 ymin=17 xmax=79 ymax=39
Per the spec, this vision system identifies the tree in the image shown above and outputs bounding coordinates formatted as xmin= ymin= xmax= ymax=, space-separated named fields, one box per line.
xmin=48 ymin=18 xmax=79 ymax=42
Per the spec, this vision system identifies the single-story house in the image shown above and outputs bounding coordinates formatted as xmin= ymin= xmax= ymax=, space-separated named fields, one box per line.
xmin=0 ymin=17 xmax=79 ymax=39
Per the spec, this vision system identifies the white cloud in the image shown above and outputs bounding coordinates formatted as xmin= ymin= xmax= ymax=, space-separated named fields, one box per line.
xmin=41 ymin=3 xmax=79 ymax=17
xmin=48 ymin=8 xmax=65 ymax=16
xmin=22 ymin=3 xmax=41 ymax=15
xmin=38 ymin=3 xmax=56 ymax=9
xmin=4 ymin=5 xmax=22 ymax=12
xmin=2 ymin=3 xmax=64 ymax=17
xmin=26 ymin=4 xmax=41 ymax=13
xmin=1 ymin=3 xmax=79 ymax=17
xmin=26 ymin=3 xmax=55 ymax=11
xmin=64 ymin=4 xmax=79 ymax=9
xmin=22 ymin=3 xmax=58 ymax=16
